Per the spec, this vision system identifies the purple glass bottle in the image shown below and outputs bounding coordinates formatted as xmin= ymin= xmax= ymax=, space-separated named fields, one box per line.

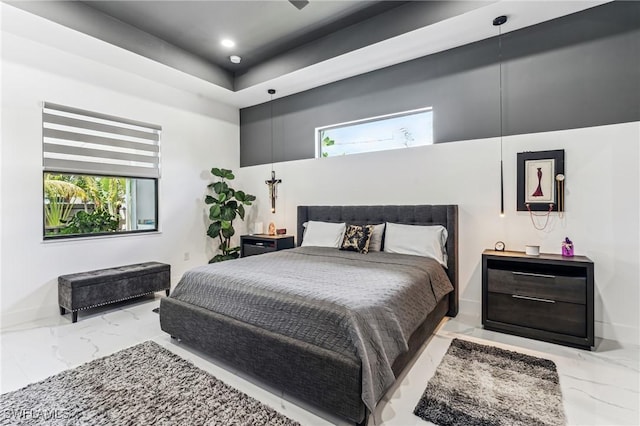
xmin=562 ymin=237 xmax=574 ymax=257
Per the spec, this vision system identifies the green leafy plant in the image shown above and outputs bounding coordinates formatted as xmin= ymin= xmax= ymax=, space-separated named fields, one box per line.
xmin=44 ymin=174 xmax=125 ymax=226
xmin=205 ymin=168 xmax=256 ymax=263
xmin=44 ymin=178 xmax=87 ymax=228
xmin=66 ymin=174 xmax=125 ymax=217
xmin=60 ymin=210 xmax=119 ymax=235
xmin=320 ymin=131 xmax=335 ymax=158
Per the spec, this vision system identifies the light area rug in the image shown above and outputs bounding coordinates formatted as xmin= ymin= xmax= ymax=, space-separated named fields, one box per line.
xmin=0 ymin=341 xmax=299 ymax=426
xmin=413 ymin=338 xmax=566 ymax=426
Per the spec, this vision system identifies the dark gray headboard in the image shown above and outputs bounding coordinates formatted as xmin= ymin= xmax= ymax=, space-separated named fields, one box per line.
xmin=297 ymin=205 xmax=459 ymax=317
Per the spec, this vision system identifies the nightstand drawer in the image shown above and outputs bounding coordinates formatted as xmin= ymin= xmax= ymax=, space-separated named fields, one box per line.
xmin=487 ymin=268 xmax=586 ymax=304
xmin=242 ymin=244 xmax=275 ymax=257
xmin=487 ymin=292 xmax=586 ymax=337
xmin=240 ymin=235 xmax=295 ymax=258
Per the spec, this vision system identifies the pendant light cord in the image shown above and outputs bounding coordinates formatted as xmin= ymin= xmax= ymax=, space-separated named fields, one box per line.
xmin=494 ymin=15 xmax=507 ymax=217
xmin=499 ymin=22 xmax=504 ymax=216
xmin=266 ymin=89 xmax=280 ymax=214
xmin=498 ymin=24 xmax=503 ymax=165
xmin=269 ymin=91 xmax=274 ymax=173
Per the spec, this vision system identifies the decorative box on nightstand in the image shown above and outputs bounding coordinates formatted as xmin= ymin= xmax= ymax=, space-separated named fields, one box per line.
xmin=240 ymin=234 xmax=295 ymax=258
xmin=482 ymin=250 xmax=594 ymax=350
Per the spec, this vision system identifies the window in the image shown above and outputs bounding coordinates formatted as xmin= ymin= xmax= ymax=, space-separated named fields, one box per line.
xmin=43 ymin=103 xmax=160 ymax=239
xmin=316 ymin=107 xmax=433 ymax=158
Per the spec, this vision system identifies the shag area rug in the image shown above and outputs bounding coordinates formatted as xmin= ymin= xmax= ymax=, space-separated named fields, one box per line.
xmin=1 ymin=341 xmax=299 ymax=426
xmin=414 ymin=338 xmax=566 ymax=426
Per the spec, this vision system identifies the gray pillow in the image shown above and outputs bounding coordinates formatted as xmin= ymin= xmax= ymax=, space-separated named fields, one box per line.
xmin=367 ymin=223 xmax=386 ymax=252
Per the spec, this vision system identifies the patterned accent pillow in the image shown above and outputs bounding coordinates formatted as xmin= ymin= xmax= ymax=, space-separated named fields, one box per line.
xmin=340 ymin=224 xmax=374 ymax=253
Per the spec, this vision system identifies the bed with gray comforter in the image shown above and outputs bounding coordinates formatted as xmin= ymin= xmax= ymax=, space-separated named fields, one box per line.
xmin=160 ymin=204 xmax=458 ymax=424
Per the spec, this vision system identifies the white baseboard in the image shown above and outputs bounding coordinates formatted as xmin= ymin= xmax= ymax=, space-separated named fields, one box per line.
xmin=595 ymin=320 xmax=639 ymax=346
xmin=0 ymin=303 xmax=59 ymax=331
xmin=457 ymin=298 xmax=482 ymax=325
xmin=456 ymin=297 xmax=638 ymax=346
xmin=3 ymin=296 xmax=638 ymax=346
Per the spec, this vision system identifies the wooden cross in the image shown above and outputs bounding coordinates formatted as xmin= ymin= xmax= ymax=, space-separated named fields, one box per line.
xmin=265 ymin=170 xmax=282 ymax=213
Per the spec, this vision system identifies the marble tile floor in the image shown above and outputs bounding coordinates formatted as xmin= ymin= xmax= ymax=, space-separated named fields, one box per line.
xmin=1 ymin=296 xmax=638 ymax=425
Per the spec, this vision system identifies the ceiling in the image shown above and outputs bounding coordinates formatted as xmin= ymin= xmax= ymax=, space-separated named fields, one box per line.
xmin=4 ymin=1 xmax=610 ymax=108
xmin=82 ymin=1 xmax=405 ymax=76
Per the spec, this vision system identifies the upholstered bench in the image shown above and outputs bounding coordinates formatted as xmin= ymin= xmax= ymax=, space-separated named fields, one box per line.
xmin=58 ymin=262 xmax=171 ymax=323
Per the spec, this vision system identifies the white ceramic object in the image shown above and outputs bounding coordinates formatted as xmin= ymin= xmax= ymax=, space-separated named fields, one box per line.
xmin=525 ymin=245 xmax=540 ymax=256
xmin=254 ymin=222 xmax=264 ymax=234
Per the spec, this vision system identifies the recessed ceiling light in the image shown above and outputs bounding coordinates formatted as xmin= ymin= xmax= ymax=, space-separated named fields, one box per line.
xmin=230 ymin=55 xmax=241 ymax=64
xmin=221 ymin=39 xmax=235 ymax=48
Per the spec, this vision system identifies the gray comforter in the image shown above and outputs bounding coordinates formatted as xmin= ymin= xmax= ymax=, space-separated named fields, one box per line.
xmin=170 ymin=246 xmax=453 ymax=412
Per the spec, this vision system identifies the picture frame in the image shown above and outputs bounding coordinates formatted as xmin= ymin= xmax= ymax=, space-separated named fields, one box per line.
xmin=517 ymin=149 xmax=564 ymax=212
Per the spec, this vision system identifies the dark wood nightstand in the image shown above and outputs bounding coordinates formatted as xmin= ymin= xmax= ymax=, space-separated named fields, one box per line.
xmin=482 ymin=249 xmax=594 ymax=350
xmin=240 ymin=234 xmax=295 ymax=258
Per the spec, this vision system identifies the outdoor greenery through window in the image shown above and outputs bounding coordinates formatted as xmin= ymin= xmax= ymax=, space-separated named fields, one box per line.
xmin=317 ymin=107 xmax=433 ymax=158
xmin=44 ymin=174 xmax=157 ymax=238
xmin=42 ymin=102 xmax=160 ymax=239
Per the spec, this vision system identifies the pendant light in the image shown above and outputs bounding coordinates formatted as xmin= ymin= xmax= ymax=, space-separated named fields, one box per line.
xmin=494 ymin=15 xmax=507 ymax=217
xmin=265 ymin=89 xmax=282 ymax=214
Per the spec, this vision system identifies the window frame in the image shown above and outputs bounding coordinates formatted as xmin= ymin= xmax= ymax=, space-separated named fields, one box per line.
xmin=42 ymin=172 xmax=160 ymax=241
xmin=42 ymin=102 xmax=161 ymax=241
xmin=315 ymin=106 xmax=433 ymax=158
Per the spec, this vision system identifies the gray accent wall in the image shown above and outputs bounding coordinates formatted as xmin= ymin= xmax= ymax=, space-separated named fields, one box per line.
xmin=240 ymin=2 xmax=640 ymax=167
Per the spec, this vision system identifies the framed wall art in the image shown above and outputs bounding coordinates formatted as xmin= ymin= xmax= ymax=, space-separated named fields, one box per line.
xmin=517 ymin=149 xmax=565 ymax=212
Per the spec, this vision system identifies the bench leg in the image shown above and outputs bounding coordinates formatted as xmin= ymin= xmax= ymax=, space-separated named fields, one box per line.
xmin=60 ymin=306 xmax=66 ymax=315
xmin=165 ymin=289 xmax=170 ymax=296
xmin=72 ymin=312 xmax=78 ymax=323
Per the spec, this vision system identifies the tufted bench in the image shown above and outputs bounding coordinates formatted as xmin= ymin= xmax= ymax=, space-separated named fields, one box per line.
xmin=58 ymin=262 xmax=171 ymax=323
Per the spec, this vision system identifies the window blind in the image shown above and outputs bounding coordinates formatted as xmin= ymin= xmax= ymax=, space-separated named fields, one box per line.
xmin=43 ymin=102 xmax=161 ymax=179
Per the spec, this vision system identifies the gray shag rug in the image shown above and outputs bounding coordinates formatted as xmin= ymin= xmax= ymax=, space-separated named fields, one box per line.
xmin=1 ymin=341 xmax=299 ymax=426
xmin=414 ymin=338 xmax=566 ymax=426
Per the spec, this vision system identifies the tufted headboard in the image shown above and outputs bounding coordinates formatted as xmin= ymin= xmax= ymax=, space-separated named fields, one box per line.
xmin=297 ymin=205 xmax=459 ymax=317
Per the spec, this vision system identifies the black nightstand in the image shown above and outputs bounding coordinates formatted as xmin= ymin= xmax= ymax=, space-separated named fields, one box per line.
xmin=240 ymin=234 xmax=295 ymax=258
xmin=482 ymin=250 xmax=594 ymax=350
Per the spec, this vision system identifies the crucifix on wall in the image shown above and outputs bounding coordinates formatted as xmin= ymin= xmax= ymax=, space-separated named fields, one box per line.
xmin=265 ymin=170 xmax=282 ymax=213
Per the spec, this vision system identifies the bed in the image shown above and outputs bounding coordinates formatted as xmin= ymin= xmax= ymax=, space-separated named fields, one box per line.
xmin=160 ymin=205 xmax=458 ymax=425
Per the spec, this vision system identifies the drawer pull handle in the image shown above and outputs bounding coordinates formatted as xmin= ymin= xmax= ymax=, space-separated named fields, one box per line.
xmin=512 ymin=271 xmax=556 ymax=279
xmin=512 ymin=294 xmax=556 ymax=303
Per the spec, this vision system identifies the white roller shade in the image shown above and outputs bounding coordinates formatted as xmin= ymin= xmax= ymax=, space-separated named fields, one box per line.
xmin=43 ymin=102 xmax=161 ymax=179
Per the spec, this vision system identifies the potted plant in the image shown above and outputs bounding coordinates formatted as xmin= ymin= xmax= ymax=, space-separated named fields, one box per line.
xmin=205 ymin=168 xmax=256 ymax=263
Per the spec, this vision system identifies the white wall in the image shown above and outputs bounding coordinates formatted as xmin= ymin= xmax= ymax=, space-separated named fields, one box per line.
xmin=0 ymin=9 xmax=239 ymax=327
xmin=237 ymin=122 xmax=640 ymax=345
xmin=2 ymin=4 xmax=637 ymax=347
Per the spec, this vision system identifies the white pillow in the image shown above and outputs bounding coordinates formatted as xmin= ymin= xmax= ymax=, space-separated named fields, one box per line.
xmin=301 ymin=221 xmax=346 ymax=248
xmin=383 ymin=223 xmax=448 ymax=266
xmin=367 ymin=223 xmax=386 ymax=252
